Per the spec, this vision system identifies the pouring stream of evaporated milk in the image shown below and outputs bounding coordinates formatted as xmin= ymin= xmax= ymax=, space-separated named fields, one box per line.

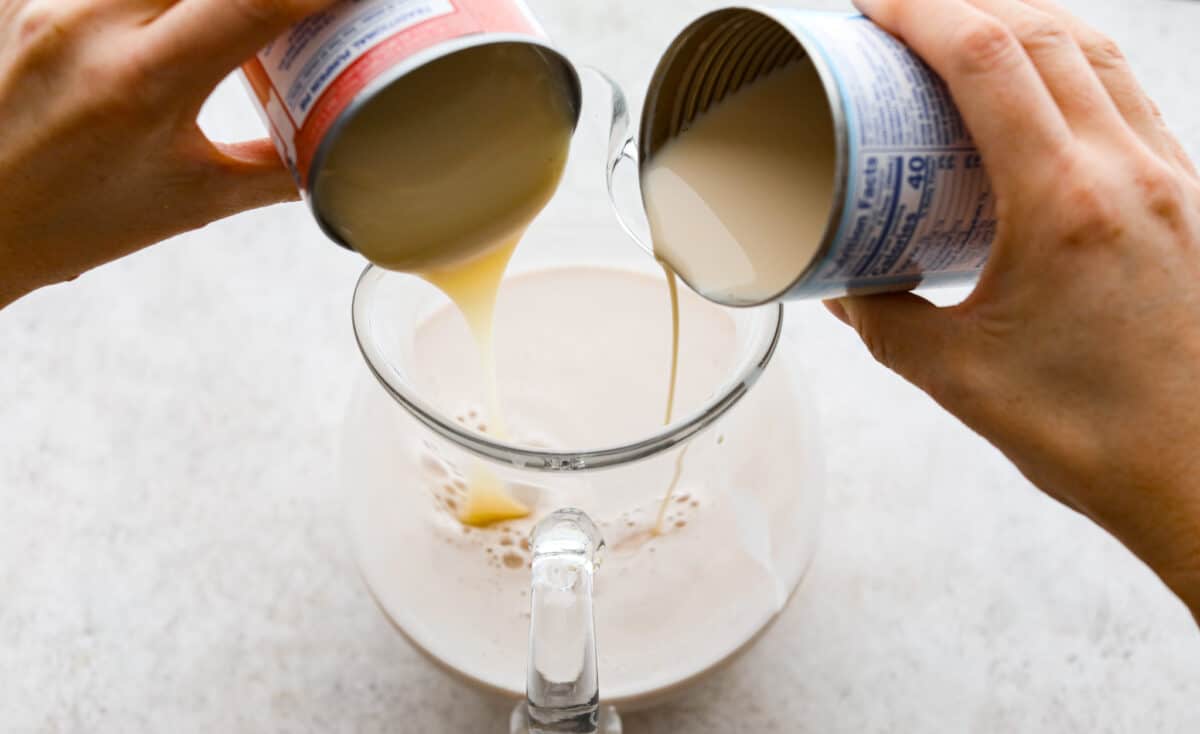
xmin=654 ymin=263 xmax=686 ymax=535
xmin=314 ymin=44 xmax=577 ymax=527
xmin=646 ymin=59 xmax=835 ymax=529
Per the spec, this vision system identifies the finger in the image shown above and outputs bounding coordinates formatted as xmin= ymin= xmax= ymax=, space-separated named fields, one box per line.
xmin=145 ymin=0 xmax=339 ymax=90
xmin=114 ymin=0 xmax=180 ymax=23
xmin=200 ymin=137 xmax=301 ymax=217
xmin=39 ymin=0 xmax=180 ymax=27
xmin=826 ymin=293 xmax=971 ymax=406
xmin=1017 ymin=0 xmax=1198 ymax=176
xmin=853 ymin=0 xmax=1073 ymax=187
xmin=962 ymin=0 xmax=1125 ymax=136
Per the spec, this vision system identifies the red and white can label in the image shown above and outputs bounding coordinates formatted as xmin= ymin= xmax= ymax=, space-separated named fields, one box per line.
xmin=243 ymin=0 xmax=545 ymax=187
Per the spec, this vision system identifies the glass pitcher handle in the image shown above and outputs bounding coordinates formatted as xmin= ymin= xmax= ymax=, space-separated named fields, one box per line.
xmin=510 ymin=509 xmax=622 ymax=734
xmin=576 ymin=66 xmax=655 ymax=258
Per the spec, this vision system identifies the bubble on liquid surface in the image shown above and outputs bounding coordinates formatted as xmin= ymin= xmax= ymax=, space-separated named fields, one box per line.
xmin=421 ymin=454 xmax=449 ymax=478
xmin=499 ymin=536 xmax=513 ymax=547
xmin=502 ymin=552 xmax=526 ymax=569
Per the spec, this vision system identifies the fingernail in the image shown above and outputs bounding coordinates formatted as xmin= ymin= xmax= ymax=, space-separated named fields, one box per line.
xmin=823 ymin=298 xmax=851 ymax=326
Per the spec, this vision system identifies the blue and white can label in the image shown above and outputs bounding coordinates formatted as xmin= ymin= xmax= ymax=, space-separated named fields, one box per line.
xmin=782 ymin=11 xmax=995 ymax=298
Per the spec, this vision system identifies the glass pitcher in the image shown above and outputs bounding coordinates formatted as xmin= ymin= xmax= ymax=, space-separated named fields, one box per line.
xmin=339 ymin=70 xmax=826 ymax=732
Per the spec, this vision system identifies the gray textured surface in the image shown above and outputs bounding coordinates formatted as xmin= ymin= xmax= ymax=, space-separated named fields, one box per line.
xmin=2 ymin=1 xmax=1200 ymax=732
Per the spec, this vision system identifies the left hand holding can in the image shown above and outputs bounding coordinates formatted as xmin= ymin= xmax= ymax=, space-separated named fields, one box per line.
xmin=0 ymin=0 xmax=339 ymax=308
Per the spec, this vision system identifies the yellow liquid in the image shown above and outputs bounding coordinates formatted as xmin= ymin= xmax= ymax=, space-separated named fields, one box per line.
xmin=314 ymin=43 xmax=576 ymax=274
xmin=654 ymin=264 xmax=686 ymax=536
xmin=314 ymin=43 xmax=577 ymax=527
xmin=660 ymin=263 xmax=681 ymax=426
xmin=644 ymin=62 xmax=835 ymax=528
xmin=420 ymin=237 xmax=532 ymax=527
xmin=422 ymin=238 xmax=520 ymax=440
xmin=314 ymin=41 xmax=700 ymax=532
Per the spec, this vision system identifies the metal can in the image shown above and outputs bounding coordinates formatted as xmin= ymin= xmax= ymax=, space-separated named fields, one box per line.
xmin=241 ymin=0 xmax=581 ymax=253
xmin=640 ymin=8 xmax=997 ymax=303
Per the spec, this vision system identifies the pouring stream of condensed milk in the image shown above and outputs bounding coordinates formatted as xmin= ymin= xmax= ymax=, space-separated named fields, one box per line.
xmin=643 ymin=58 xmax=837 ymax=306
xmin=314 ymin=44 xmax=577 ymax=526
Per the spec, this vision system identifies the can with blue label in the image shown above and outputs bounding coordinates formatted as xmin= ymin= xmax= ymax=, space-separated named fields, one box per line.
xmin=637 ymin=8 xmax=997 ymax=305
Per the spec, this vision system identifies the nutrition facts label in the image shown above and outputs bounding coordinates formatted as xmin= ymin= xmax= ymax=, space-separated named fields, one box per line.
xmin=785 ymin=12 xmax=996 ymax=294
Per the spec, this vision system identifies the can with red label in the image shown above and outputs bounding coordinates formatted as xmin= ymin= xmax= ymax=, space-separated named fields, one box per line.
xmin=241 ymin=0 xmax=581 ymax=255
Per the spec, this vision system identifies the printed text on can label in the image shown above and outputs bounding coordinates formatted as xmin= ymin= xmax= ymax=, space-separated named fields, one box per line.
xmin=785 ymin=13 xmax=997 ymax=292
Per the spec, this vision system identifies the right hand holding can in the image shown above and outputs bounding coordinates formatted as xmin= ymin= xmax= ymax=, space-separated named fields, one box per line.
xmin=829 ymin=0 xmax=1200 ymax=621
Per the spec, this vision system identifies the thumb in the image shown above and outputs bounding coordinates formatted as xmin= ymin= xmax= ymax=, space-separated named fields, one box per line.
xmin=203 ymin=138 xmax=301 ymax=217
xmin=825 ymin=292 xmax=967 ymax=396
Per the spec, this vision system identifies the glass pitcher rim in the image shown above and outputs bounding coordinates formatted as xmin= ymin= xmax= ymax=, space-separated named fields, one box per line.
xmin=351 ymin=264 xmax=785 ymax=472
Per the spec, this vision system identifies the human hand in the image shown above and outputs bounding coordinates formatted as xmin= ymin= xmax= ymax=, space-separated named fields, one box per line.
xmin=0 ymin=0 xmax=337 ymax=308
xmin=829 ymin=0 xmax=1200 ymax=621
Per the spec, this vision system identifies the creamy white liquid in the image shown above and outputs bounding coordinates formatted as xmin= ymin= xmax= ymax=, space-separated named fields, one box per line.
xmin=644 ymin=59 xmax=837 ymax=305
xmin=347 ymin=267 xmax=818 ymax=707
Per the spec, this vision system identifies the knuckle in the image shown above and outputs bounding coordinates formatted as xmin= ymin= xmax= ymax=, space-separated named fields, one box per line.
xmin=13 ymin=2 xmax=70 ymax=62
xmin=12 ymin=2 xmax=107 ymax=73
xmin=1081 ymin=33 xmax=1127 ymax=71
xmin=1135 ymin=160 xmax=1188 ymax=232
xmin=950 ymin=19 xmax=1021 ymax=75
xmin=1013 ymin=14 xmax=1073 ymax=53
xmin=1045 ymin=148 xmax=1127 ymax=247
xmin=1147 ymin=97 xmax=1166 ymax=123
xmin=1057 ymin=179 xmax=1122 ymax=247
xmin=233 ymin=0 xmax=288 ymax=23
xmin=231 ymin=0 xmax=295 ymax=24
xmin=233 ymin=0 xmax=323 ymax=24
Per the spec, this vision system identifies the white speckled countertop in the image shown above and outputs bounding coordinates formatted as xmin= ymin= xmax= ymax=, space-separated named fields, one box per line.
xmin=2 ymin=1 xmax=1199 ymax=731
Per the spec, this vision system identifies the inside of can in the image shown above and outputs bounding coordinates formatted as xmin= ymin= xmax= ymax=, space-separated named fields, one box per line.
xmin=638 ymin=9 xmax=844 ymax=306
xmin=309 ymin=40 xmax=583 ymax=268
xmin=641 ymin=10 xmax=808 ymax=162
